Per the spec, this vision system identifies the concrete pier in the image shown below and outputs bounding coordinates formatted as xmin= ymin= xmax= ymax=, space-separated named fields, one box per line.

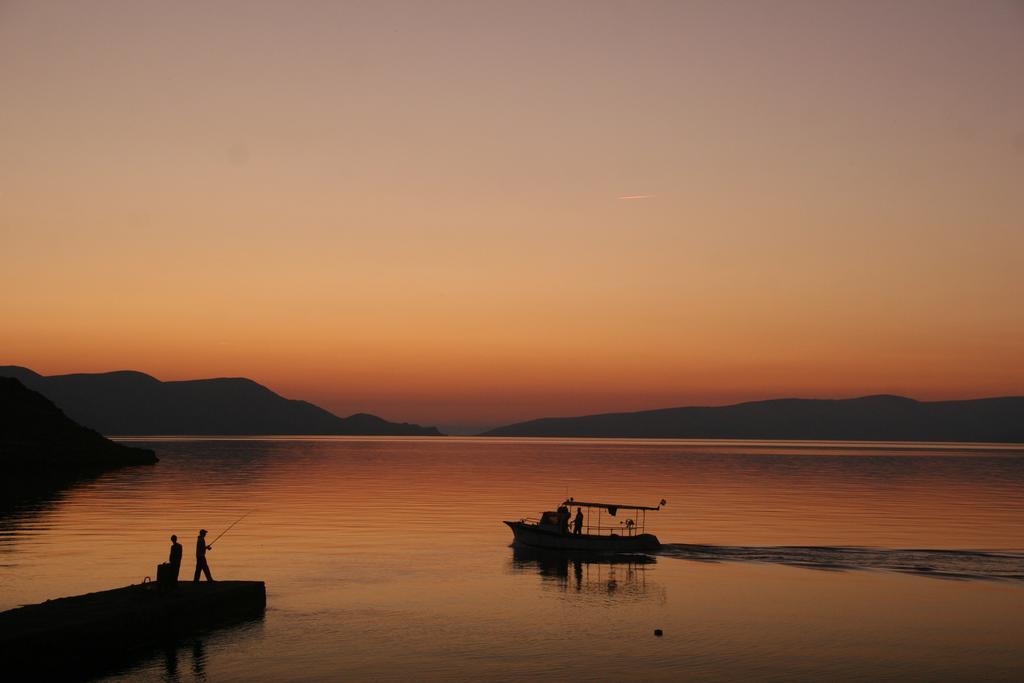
xmin=0 ymin=580 xmax=266 ymax=675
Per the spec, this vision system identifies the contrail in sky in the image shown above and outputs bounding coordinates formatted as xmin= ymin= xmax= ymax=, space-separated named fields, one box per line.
xmin=618 ymin=194 xmax=654 ymax=200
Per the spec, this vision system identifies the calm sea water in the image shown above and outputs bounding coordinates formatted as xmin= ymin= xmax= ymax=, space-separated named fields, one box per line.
xmin=2 ymin=438 xmax=1023 ymax=681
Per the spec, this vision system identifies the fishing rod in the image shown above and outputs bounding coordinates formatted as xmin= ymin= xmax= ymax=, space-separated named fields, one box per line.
xmin=209 ymin=510 xmax=253 ymax=547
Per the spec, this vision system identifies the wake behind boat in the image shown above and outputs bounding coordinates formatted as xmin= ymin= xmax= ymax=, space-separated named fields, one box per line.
xmin=505 ymin=497 xmax=665 ymax=552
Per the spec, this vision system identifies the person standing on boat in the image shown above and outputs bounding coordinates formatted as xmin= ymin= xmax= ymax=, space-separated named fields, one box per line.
xmin=168 ymin=534 xmax=183 ymax=580
xmin=572 ymin=507 xmax=584 ymax=535
xmin=557 ymin=505 xmax=570 ymax=534
xmin=193 ymin=529 xmax=214 ymax=582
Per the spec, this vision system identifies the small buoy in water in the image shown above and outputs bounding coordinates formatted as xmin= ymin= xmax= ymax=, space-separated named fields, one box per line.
xmin=654 ymin=629 xmax=663 ymax=637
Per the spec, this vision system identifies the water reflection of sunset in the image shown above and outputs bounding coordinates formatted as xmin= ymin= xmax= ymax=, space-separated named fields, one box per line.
xmin=4 ymin=438 xmax=1022 ymax=610
xmin=3 ymin=438 xmax=1022 ymax=680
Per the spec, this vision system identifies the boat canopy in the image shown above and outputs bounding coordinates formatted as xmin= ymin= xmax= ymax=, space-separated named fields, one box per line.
xmin=562 ymin=498 xmax=665 ymax=514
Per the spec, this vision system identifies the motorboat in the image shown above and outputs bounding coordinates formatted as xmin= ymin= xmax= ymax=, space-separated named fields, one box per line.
xmin=504 ymin=497 xmax=665 ymax=552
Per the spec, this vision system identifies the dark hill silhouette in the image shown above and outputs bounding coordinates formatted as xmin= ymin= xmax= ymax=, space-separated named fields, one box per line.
xmin=1 ymin=377 xmax=157 ymax=479
xmin=480 ymin=395 xmax=1024 ymax=442
xmin=0 ymin=366 xmax=441 ymax=436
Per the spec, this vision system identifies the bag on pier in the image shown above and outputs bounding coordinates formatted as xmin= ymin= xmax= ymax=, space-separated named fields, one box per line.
xmin=156 ymin=562 xmax=178 ymax=589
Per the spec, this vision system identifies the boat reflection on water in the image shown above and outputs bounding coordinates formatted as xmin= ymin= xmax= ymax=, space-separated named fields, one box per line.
xmin=510 ymin=546 xmax=666 ymax=604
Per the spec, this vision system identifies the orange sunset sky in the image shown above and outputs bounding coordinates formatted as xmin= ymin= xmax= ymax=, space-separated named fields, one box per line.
xmin=2 ymin=1 xmax=1022 ymax=432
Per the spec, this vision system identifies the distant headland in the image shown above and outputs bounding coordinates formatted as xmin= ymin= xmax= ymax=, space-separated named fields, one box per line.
xmin=0 ymin=366 xmax=442 ymax=437
xmin=480 ymin=395 xmax=1024 ymax=442
xmin=1 ymin=377 xmax=157 ymax=503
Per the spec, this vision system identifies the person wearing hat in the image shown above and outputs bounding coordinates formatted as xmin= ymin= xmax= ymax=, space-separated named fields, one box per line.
xmin=193 ymin=529 xmax=214 ymax=582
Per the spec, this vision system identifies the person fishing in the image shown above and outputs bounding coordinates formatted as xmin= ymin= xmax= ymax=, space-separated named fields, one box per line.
xmin=572 ymin=507 xmax=584 ymax=535
xmin=193 ymin=529 xmax=214 ymax=582
xmin=168 ymin=534 xmax=183 ymax=580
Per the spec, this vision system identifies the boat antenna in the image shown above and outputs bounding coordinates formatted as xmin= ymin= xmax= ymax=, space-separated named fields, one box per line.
xmin=209 ymin=510 xmax=253 ymax=547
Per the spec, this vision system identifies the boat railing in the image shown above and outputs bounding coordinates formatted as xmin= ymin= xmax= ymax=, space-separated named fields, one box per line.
xmin=584 ymin=520 xmax=645 ymax=537
xmin=520 ymin=517 xmax=647 ymax=536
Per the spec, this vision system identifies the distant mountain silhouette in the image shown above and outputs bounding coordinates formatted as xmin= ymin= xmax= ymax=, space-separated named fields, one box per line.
xmin=0 ymin=366 xmax=442 ymax=436
xmin=480 ymin=395 xmax=1024 ymax=442
xmin=1 ymin=376 xmax=157 ymax=478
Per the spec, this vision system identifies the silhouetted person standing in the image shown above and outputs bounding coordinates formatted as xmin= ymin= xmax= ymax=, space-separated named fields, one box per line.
xmin=557 ymin=505 xmax=570 ymax=534
xmin=168 ymin=534 xmax=183 ymax=580
xmin=194 ymin=529 xmax=214 ymax=582
xmin=572 ymin=507 xmax=584 ymax=535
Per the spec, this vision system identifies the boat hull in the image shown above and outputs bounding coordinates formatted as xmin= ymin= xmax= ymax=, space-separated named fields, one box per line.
xmin=504 ymin=521 xmax=660 ymax=552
